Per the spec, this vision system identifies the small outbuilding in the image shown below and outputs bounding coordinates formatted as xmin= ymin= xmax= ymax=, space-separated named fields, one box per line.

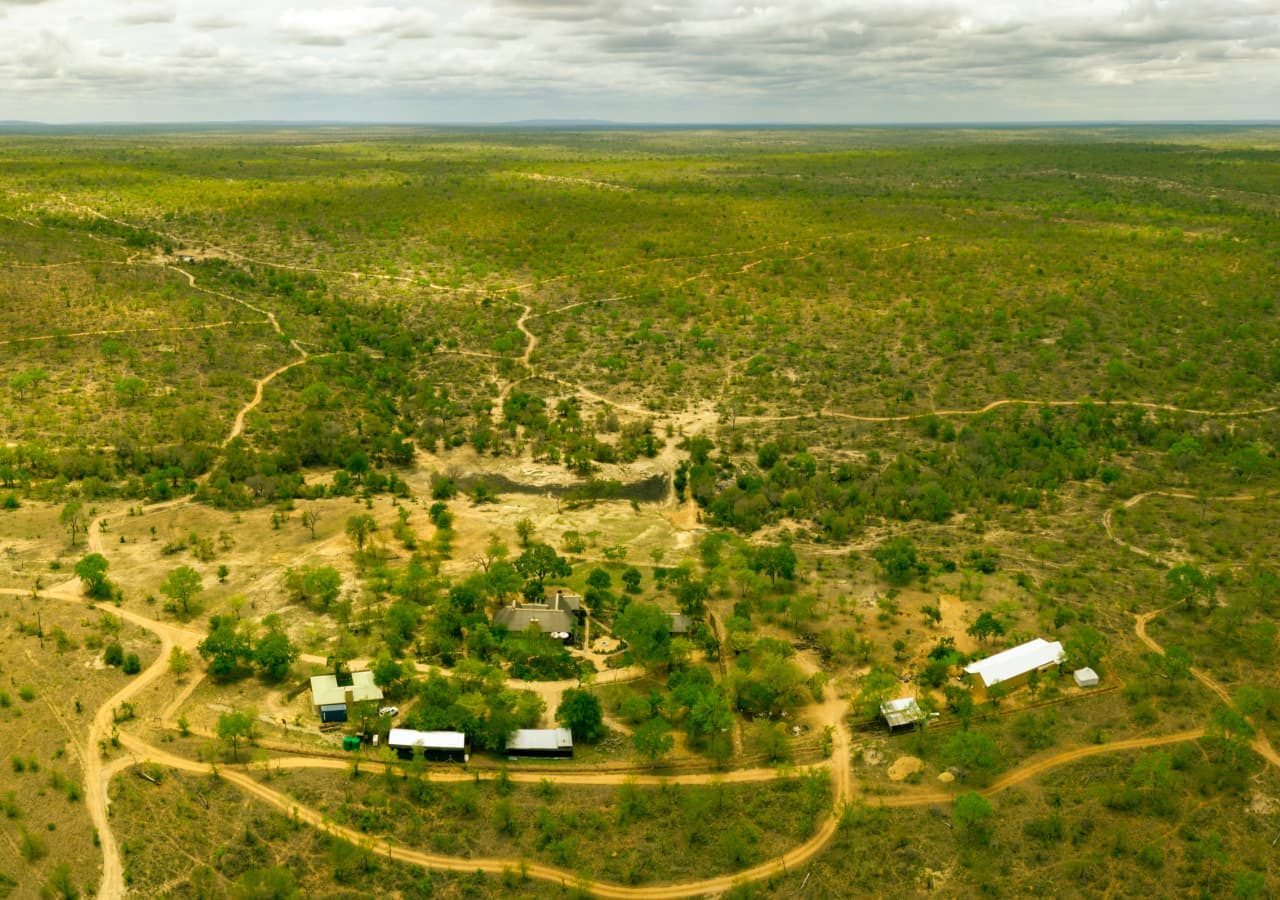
xmin=669 ymin=613 xmax=693 ymax=636
xmin=963 ymin=638 xmax=1066 ymax=700
xmin=310 ymin=670 xmax=383 ymax=722
xmin=1073 ymin=667 xmax=1100 ymax=688
xmin=505 ymin=728 xmax=574 ymax=759
xmin=387 ymin=729 xmax=471 ymax=762
xmin=880 ymin=697 xmax=925 ymax=732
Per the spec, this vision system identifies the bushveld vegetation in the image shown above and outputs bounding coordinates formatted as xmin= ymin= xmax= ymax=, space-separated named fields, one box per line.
xmin=1 ymin=125 xmax=1277 ymax=896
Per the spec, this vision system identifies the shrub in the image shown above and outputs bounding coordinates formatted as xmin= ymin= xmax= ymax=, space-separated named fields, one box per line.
xmin=103 ymin=643 xmax=124 ymax=667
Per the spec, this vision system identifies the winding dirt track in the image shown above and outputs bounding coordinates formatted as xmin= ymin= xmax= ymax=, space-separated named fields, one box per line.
xmin=877 ymin=729 xmax=1207 ymax=808
xmin=0 ymin=585 xmax=200 ymax=900
xmin=223 ymin=355 xmax=314 ymax=446
xmin=1101 ymin=489 xmax=1275 ymax=564
xmin=115 ymin=719 xmax=853 ymax=900
xmin=1135 ymin=610 xmax=1280 ymax=770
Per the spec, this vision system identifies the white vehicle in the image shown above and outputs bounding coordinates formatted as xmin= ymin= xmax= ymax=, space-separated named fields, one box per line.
xmin=378 ymin=706 xmax=399 ymax=718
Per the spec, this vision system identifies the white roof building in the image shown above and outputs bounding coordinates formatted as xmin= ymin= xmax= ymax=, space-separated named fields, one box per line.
xmin=387 ymin=729 xmax=468 ymax=750
xmin=309 ymin=670 xmax=383 ymax=708
xmin=963 ymin=638 xmax=1065 ymax=689
xmin=1073 ymin=667 xmax=1100 ymax=688
xmin=505 ymin=728 xmax=574 ymax=754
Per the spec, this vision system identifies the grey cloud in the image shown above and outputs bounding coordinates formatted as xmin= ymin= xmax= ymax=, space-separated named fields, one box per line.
xmin=115 ymin=5 xmax=175 ymax=26
xmin=0 ymin=0 xmax=1276 ymax=122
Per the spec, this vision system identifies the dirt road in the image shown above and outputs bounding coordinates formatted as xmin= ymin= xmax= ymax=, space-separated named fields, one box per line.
xmin=0 ymin=584 xmax=200 ymax=900
xmin=1135 ymin=610 xmax=1280 ymax=770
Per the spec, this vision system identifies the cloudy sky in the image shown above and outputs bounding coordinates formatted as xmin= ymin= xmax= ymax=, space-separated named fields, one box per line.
xmin=0 ymin=0 xmax=1277 ymax=123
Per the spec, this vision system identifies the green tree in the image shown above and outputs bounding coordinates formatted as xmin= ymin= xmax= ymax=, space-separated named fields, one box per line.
xmin=945 ymin=729 xmax=998 ymax=777
xmin=621 ymin=566 xmax=643 ymax=594
xmin=283 ymin=565 xmax=342 ymax=609
xmin=114 ymin=375 xmax=146 ymax=404
xmin=872 ymin=537 xmax=919 ymax=586
xmin=345 ymin=514 xmax=376 ymax=552
xmin=1166 ymin=564 xmax=1214 ymax=611
xmin=514 ymin=517 xmax=535 ymax=547
xmin=60 ymin=500 xmax=86 ymax=547
xmin=1167 ymin=437 xmax=1201 ymax=475
xmin=9 ymin=366 xmax=48 ymax=400
xmin=953 ymin=792 xmax=994 ymax=845
xmin=614 ymin=602 xmax=673 ymax=671
xmin=198 ymin=616 xmax=253 ymax=680
xmin=854 ymin=667 xmax=900 ymax=719
xmin=252 ymin=627 xmax=299 ymax=682
xmin=73 ymin=553 xmax=111 ymax=599
xmin=633 ymin=718 xmax=674 ymax=767
xmin=677 ymin=579 xmax=710 ymax=617
xmin=556 ymin=688 xmax=605 ymax=742
xmin=485 ymin=561 xmax=522 ymax=604
xmin=967 ymin=611 xmax=1005 ymax=643
xmin=752 ymin=543 xmax=798 ymax=585
xmin=371 ymin=651 xmax=408 ymax=698
xmin=586 ymin=568 xmax=612 ymax=591
xmin=160 ymin=565 xmax=204 ymax=617
xmin=1065 ymin=625 xmax=1107 ymax=672
xmin=513 ymin=542 xmax=572 ymax=592
xmin=216 ymin=708 xmax=256 ymax=762
xmin=168 ymin=646 xmax=191 ymax=676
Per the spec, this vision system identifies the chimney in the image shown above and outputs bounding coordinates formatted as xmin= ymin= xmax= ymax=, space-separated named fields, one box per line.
xmin=344 ymin=689 xmax=354 ymax=708
xmin=554 ymin=590 xmax=562 ymax=609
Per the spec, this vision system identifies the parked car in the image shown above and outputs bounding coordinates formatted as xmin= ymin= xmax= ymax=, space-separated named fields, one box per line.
xmin=378 ymin=706 xmax=399 ymax=718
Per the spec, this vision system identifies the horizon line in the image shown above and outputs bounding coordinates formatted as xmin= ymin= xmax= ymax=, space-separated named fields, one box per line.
xmin=2 ymin=117 xmax=1280 ymax=130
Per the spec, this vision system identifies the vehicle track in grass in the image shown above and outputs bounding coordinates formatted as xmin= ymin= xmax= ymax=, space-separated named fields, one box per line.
xmin=1101 ymin=489 xmax=1277 ymax=565
xmin=0 ymin=319 xmax=269 ymax=347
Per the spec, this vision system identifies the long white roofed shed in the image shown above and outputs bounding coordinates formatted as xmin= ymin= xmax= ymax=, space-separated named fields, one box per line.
xmin=505 ymin=728 xmax=574 ymax=758
xmin=963 ymin=638 xmax=1065 ymax=693
xmin=387 ymin=729 xmax=470 ymax=762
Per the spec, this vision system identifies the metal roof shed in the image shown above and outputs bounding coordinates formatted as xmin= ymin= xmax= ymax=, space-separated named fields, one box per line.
xmin=505 ymin=728 xmax=574 ymax=758
xmin=387 ymin=729 xmax=470 ymax=762
xmin=963 ymin=638 xmax=1066 ymax=690
xmin=880 ymin=697 xmax=925 ymax=730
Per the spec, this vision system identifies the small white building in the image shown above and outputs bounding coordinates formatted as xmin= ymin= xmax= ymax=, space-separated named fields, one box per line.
xmin=1073 ymin=667 xmax=1100 ymax=688
xmin=963 ymin=638 xmax=1065 ymax=698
